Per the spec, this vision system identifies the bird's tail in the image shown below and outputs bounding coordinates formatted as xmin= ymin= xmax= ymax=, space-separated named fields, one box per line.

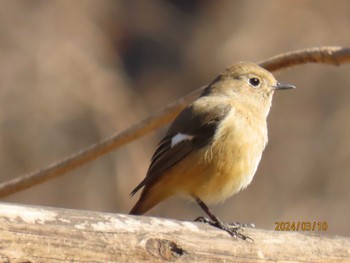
xmin=129 ymin=197 xmax=152 ymax=215
xmin=129 ymin=185 xmax=173 ymax=215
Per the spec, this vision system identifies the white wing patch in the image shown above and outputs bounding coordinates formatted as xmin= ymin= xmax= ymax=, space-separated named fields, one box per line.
xmin=171 ymin=133 xmax=194 ymax=147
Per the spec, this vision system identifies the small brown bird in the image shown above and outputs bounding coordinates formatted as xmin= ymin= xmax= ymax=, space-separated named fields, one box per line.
xmin=130 ymin=62 xmax=294 ymax=239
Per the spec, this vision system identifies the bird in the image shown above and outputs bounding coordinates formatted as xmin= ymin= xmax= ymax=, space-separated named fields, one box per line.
xmin=129 ymin=61 xmax=295 ymax=239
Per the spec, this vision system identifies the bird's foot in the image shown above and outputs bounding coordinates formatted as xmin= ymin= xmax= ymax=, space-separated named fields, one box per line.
xmin=194 ymin=216 xmax=254 ymax=242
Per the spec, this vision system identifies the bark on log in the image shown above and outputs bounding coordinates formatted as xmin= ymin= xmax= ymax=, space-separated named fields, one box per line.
xmin=0 ymin=203 xmax=348 ymax=262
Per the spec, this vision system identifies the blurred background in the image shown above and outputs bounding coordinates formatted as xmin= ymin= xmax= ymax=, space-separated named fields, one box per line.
xmin=0 ymin=0 xmax=349 ymax=236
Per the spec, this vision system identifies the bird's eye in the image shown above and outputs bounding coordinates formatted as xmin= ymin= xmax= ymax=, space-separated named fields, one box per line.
xmin=249 ymin=77 xmax=260 ymax=87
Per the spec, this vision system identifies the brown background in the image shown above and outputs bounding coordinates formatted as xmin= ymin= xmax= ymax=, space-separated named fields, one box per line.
xmin=0 ymin=0 xmax=349 ymax=236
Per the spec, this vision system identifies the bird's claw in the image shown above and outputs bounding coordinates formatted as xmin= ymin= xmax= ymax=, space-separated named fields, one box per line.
xmin=194 ymin=217 xmax=254 ymax=242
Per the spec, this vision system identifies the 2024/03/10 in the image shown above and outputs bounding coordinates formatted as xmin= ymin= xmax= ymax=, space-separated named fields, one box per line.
xmin=275 ymin=221 xmax=328 ymax=232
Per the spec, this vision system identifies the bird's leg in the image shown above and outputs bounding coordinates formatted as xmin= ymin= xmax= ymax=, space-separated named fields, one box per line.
xmin=194 ymin=197 xmax=253 ymax=241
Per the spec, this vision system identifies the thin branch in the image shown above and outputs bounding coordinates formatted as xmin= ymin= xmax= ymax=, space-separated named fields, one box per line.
xmin=259 ymin=46 xmax=350 ymax=71
xmin=0 ymin=46 xmax=349 ymax=198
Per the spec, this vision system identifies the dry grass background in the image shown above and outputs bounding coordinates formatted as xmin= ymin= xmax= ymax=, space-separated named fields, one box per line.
xmin=0 ymin=0 xmax=349 ymax=236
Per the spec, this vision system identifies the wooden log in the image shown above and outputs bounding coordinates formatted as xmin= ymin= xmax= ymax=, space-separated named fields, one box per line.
xmin=0 ymin=202 xmax=348 ymax=262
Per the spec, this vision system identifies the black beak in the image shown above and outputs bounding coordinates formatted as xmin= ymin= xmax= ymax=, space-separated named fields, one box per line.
xmin=273 ymin=82 xmax=296 ymax=90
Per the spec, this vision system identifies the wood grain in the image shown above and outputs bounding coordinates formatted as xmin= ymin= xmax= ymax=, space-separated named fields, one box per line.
xmin=0 ymin=203 xmax=349 ymax=262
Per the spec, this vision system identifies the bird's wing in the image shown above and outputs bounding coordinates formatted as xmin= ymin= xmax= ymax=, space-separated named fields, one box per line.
xmin=130 ymin=101 xmax=231 ymax=196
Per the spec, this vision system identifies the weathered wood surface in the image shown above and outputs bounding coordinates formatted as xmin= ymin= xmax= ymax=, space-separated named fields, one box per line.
xmin=0 ymin=202 xmax=349 ymax=262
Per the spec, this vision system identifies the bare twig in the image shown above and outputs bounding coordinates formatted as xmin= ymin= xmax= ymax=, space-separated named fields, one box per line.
xmin=259 ymin=46 xmax=350 ymax=71
xmin=0 ymin=46 xmax=349 ymax=198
